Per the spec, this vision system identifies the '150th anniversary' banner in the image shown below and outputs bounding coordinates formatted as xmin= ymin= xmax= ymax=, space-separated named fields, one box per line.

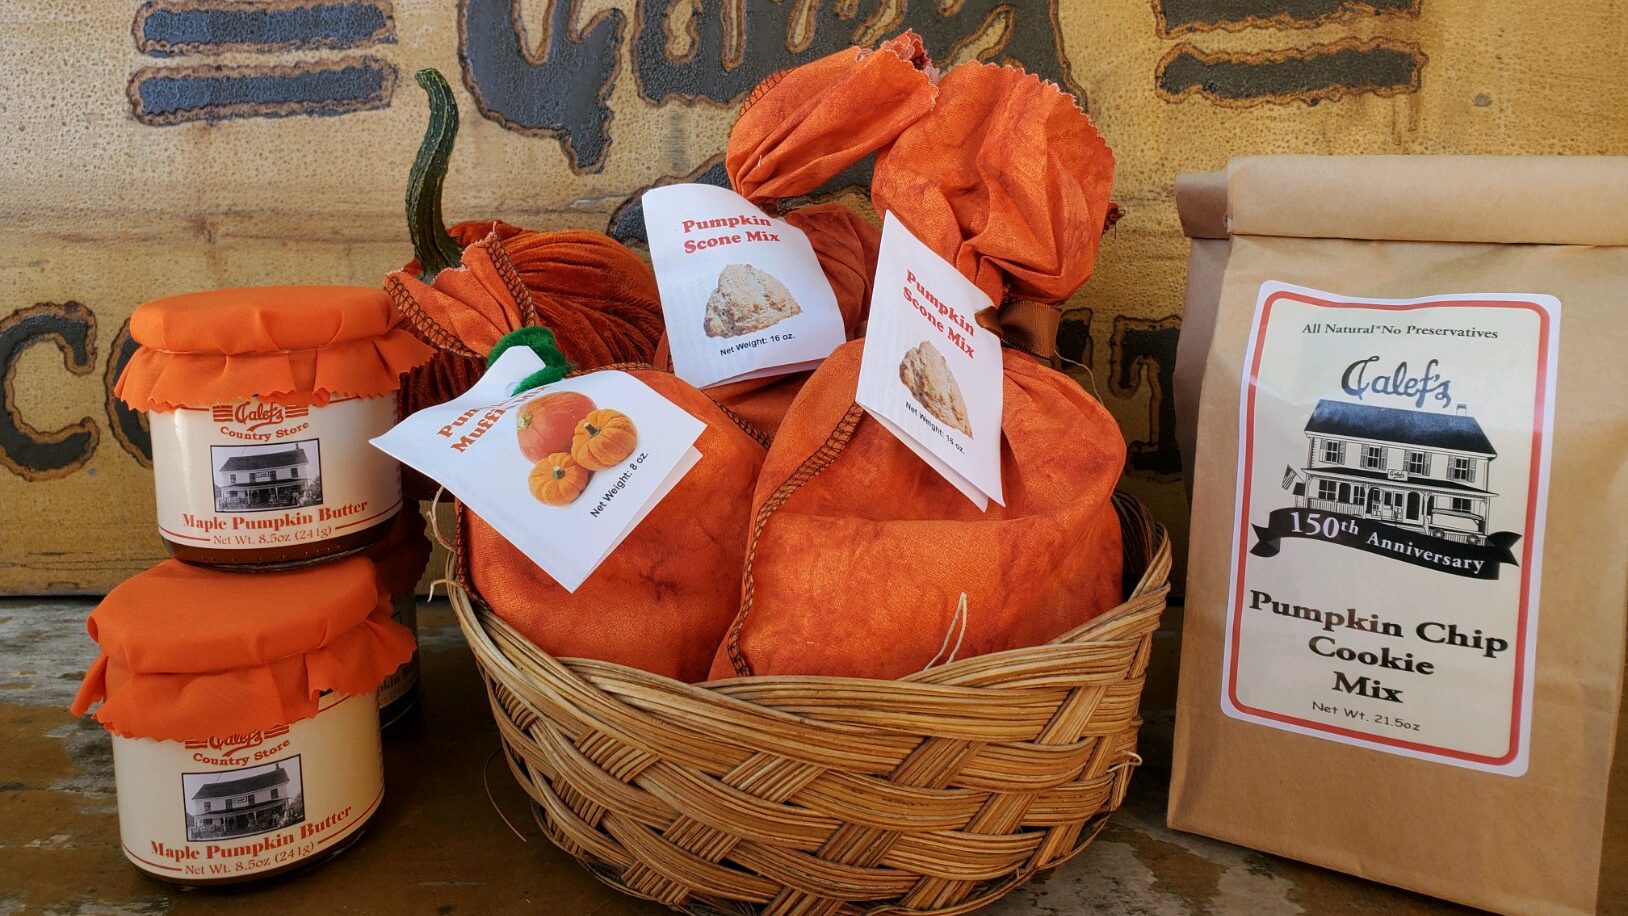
xmin=1251 ymin=507 xmax=1519 ymax=579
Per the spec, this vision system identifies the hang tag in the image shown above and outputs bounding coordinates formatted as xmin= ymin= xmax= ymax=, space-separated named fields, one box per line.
xmin=644 ymin=183 xmax=847 ymax=388
xmin=856 ymin=212 xmax=1005 ymax=509
xmin=371 ymin=348 xmax=704 ymax=592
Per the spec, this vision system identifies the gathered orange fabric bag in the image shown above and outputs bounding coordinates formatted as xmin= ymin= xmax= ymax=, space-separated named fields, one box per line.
xmin=71 ymin=557 xmax=414 ymax=739
xmin=459 ymin=368 xmax=766 ymax=682
xmin=650 ymin=34 xmax=932 ymax=437
xmin=712 ymin=59 xmax=1125 ymax=680
xmin=386 ymin=211 xmax=767 ymax=682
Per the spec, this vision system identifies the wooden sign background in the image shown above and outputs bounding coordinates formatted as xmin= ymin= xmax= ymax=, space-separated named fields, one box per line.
xmin=2 ymin=1 xmax=1625 ymax=593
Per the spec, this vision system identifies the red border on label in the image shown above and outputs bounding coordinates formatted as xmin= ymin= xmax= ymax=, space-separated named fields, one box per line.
xmin=1226 ymin=290 xmax=1550 ymax=766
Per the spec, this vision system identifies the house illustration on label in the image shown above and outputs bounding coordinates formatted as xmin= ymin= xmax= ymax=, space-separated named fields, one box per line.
xmin=211 ymin=441 xmax=322 ymax=512
xmin=184 ymin=759 xmax=305 ymax=841
xmin=1294 ymin=399 xmax=1497 ymax=545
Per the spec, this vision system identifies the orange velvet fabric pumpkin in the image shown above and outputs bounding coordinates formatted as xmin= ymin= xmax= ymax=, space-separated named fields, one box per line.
xmin=387 ymin=231 xmax=661 ymax=499
xmin=392 ymin=223 xmax=663 ymax=416
xmin=386 ymin=69 xmax=667 ymax=498
xmin=710 ymin=54 xmax=1127 ymax=681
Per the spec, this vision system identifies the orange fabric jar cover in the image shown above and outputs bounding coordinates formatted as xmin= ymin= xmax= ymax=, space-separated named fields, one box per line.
xmin=650 ymin=32 xmax=933 ymax=438
xmin=71 ymin=557 xmax=415 ymax=740
xmin=461 ymin=368 xmax=766 ymax=683
xmin=364 ymin=504 xmax=433 ymax=597
xmin=712 ymin=59 xmax=1126 ymax=681
xmin=115 ymin=286 xmax=433 ymax=411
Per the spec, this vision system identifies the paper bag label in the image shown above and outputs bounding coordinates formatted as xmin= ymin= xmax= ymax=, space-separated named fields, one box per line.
xmin=1222 ymin=283 xmax=1558 ymax=775
xmin=856 ymin=212 xmax=1004 ymax=510
xmin=371 ymin=349 xmax=703 ymax=592
xmin=643 ymin=183 xmax=846 ymax=388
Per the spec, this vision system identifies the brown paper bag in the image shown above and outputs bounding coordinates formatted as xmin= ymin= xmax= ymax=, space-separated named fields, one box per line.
xmin=1169 ymin=155 xmax=1628 ymax=915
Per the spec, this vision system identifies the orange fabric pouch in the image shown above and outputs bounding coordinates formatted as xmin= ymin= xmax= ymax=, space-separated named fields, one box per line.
xmin=458 ymin=368 xmax=766 ymax=682
xmin=712 ymin=60 xmax=1126 ymax=680
xmin=650 ymin=33 xmax=932 ymax=438
xmin=390 ymin=229 xmax=767 ymax=682
xmin=71 ymin=557 xmax=415 ymax=739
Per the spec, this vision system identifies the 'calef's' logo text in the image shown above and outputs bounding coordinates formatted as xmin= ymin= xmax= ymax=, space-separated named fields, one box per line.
xmin=212 ymin=402 xmax=308 ymax=432
xmin=1340 ymin=356 xmax=1452 ymax=409
xmin=184 ymin=724 xmax=291 ymax=759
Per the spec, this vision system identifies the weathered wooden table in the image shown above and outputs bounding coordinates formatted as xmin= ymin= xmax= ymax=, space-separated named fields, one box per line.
xmin=3 ymin=599 xmax=1621 ymax=914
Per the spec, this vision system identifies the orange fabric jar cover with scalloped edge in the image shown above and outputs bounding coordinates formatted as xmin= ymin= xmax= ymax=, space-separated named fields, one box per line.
xmin=71 ymin=557 xmax=416 ymax=740
xmin=115 ymin=285 xmax=433 ymax=411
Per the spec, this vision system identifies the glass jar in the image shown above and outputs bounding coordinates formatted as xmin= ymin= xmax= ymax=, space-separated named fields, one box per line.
xmin=149 ymin=394 xmax=402 ymax=568
xmin=366 ymin=506 xmax=433 ymax=727
xmin=71 ymin=556 xmax=416 ymax=887
xmin=116 ymin=285 xmax=432 ymax=568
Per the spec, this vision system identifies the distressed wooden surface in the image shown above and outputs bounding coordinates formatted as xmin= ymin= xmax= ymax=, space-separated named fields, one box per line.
xmin=3 ymin=597 xmax=1622 ymax=914
xmin=3 ymin=1 xmax=1626 ymax=593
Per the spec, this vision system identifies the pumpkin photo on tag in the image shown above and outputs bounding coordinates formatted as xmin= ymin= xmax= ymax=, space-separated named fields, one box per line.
xmin=372 ymin=348 xmax=704 ymax=592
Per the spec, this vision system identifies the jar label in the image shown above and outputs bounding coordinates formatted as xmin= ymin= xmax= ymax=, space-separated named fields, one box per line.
xmin=151 ymin=396 xmax=401 ymax=551
xmin=112 ymin=693 xmax=383 ymax=881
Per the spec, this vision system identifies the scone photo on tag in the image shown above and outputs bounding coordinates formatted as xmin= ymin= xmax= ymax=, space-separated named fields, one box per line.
xmin=643 ymin=183 xmax=847 ymax=387
xmin=855 ymin=213 xmax=1005 ymax=510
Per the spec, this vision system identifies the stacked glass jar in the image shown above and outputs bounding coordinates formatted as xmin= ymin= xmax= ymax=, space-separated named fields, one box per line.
xmin=71 ymin=286 xmax=434 ymax=885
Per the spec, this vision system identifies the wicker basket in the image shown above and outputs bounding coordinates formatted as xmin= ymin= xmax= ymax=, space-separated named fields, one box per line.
xmin=449 ymin=492 xmax=1170 ymax=915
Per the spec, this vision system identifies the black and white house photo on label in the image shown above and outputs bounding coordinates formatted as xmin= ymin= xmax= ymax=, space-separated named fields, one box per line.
xmin=210 ymin=439 xmax=322 ymax=512
xmin=183 ymin=758 xmax=306 ymax=842
xmin=1288 ymin=399 xmax=1498 ymax=545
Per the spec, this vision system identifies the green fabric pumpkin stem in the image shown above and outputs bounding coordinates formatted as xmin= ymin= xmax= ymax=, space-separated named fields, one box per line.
xmin=407 ymin=68 xmax=464 ymax=283
xmin=490 ymin=326 xmax=573 ymax=392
